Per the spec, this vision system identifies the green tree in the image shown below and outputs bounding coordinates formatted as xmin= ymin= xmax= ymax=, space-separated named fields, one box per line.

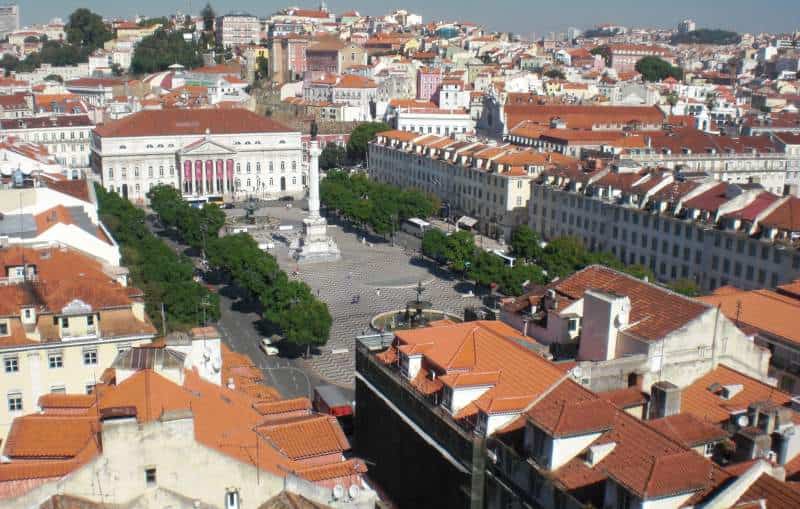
xmin=44 ymin=74 xmax=63 ymax=83
xmin=665 ymin=91 xmax=679 ymax=114
xmin=320 ymin=143 xmax=346 ymax=170
xmin=509 ymin=225 xmax=542 ymax=262
xmin=670 ymin=29 xmax=740 ymax=45
xmin=346 ymin=121 xmax=390 ymax=164
xmin=422 ymin=229 xmax=449 ymax=264
xmin=668 ymin=278 xmax=701 ymax=297
xmin=66 ymin=8 xmax=112 ymax=52
xmin=255 ymin=55 xmax=269 ymax=81
xmin=498 ymin=263 xmax=547 ymax=296
xmin=590 ymin=45 xmax=611 ymax=66
xmin=131 ymin=28 xmax=203 ymax=74
xmin=467 ymin=250 xmax=506 ymax=287
xmin=201 ymin=3 xmax=216 ymax=32
xmin=623 ymin=264 xmax=656 ymax=282
xmin=0 ymin=54 xmax=19 ymax=75
xmin=635 ymin=56 xmax=683 ymax=82
xmin=544 ymin=68 xmax=565 ymax=80
xmin=444 ymin=231 xmax=475 ymax=273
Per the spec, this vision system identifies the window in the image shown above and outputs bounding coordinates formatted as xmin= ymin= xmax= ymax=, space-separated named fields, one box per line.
xmin=704 ymin=442 xmax=715 ymax=456
xmin=87 ymin=315 xmax=94 ymax=326
xmin=86 ymin=383 xmax=96 ymax=395
xmin=4 ymin=356 xmax=19 ymax=373
xmin=145 ymin=467 xmax=157 ymax=487
xmin=50 ymin=386 xmax=66 ymax=394
xmin=0 ymin=322 xmax=7 ymax=336
xmin=62 ymin=317 xmax=69 ymax=328
xmin=7 ymin=393 xmax=22 ymax=412
xmin=225 ymin=491 xmax=240 ymax=509
xmin=83 ymin=350 xmax=97 ymax=365
xmin=48 ymin=352 xmax=63 ymax=369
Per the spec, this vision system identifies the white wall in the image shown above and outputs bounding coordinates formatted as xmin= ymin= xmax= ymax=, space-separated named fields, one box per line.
xmin=549 ymin=432 xmax=603 ymax=470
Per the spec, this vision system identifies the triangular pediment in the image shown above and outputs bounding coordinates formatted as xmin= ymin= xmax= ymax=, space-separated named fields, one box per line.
xmin=179 ymin=138 xmax=236 ymax=156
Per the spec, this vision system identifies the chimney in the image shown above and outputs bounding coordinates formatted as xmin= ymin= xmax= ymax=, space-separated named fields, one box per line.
xmin=649 ymin=381 xmax=681 ymax=419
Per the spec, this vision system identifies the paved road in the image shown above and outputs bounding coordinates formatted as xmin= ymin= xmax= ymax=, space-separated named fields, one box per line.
xmin=145 ymin=216 xmax=342 ymax=401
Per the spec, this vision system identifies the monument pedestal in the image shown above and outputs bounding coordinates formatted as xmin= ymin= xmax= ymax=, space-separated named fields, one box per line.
xmin=297 ymin=215 xmax=340 ymax=263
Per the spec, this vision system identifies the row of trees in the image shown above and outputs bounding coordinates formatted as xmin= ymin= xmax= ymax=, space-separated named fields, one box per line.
xmin=422 ymin=225 xmax=700 ymax=297
xmin=95 ymin=185 xmax=221 ymax=332
xmin=320 ymin=170 xmax=440 ymax=236
xmin=147 ymin=185 xmax=332 ymax=355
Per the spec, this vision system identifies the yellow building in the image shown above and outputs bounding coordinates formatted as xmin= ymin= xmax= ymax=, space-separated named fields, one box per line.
xmin=0 ymin=246 xmax=156 ymax=439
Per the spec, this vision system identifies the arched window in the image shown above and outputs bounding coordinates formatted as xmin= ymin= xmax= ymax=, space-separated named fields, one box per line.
xmin=246 ymin=179 xmax=251 ymax=187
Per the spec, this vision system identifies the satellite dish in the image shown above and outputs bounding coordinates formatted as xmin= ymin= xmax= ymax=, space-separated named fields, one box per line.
xmin=570 ymin=366 xmax=583 ymax=380
xmin=348 ymin=485 xmax=360 ymax=499
xmin=737 ymin=415 xmax=749 ymax=427
xmin=333 ymin=485 xmax=345 ymax=500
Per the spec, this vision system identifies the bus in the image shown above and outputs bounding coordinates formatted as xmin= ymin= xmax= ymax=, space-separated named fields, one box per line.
xmin=401 ymin=218 xmax=431 ymax=238
xmin=492 ymin=250 xmax=516 ymax=268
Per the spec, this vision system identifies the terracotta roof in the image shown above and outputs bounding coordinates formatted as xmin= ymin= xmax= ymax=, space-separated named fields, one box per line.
xmin=609 ymin=451 xmax=712 ymax=499
xmin=549 ymin=265 xmax=709 ymax=341
xmin=252 ymin=397 xmax=312 ymax=416
xmin=528 ymin=397 xmax=616 ymax=438
xmin=38 ymin=394 xmax=96 ymax=411
xmin=295 ymin=459 xmax=368 ymax=482
xmin=760 ymin=196 xmax=800 ymax=232
xmin=598 ymin=387 xmax=647 ymax=409
xmin=257 ymin=415 xmax=350 ymax=460
xmin=736 ymin=472 xmax=800 ymax=508
xmin=698 ymin=286 xmax=800 ymax=346
xmin=94 ymin=109 xmax=294 ymax=138
xmin=681 ymin=365 xmax=792 ymax=425
xmin=46 ymin=179 xmax=91 ymax=203
xmin=3 ymin=416 xmax=97 ymax=459
xmin=648 ymin=413 xmax=728 ymax=447
xmin=505 ymin=104 xmax=664 ymax=132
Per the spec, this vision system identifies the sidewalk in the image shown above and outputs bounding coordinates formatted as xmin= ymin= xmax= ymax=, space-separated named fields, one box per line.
xmin=427 ymin=218 xmax=507 ymax=253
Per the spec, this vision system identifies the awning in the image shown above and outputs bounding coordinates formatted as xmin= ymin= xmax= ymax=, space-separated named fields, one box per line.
xmin=457 ymin=216 xmax=478 ymax=228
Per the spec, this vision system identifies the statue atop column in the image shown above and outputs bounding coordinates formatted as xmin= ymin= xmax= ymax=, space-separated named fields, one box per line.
xmin=296 ymin=126 xmax=340 ymax=263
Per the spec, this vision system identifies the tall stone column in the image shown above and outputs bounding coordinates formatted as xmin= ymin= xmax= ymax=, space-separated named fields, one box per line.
xmin=308 ymin=140 xmax=322 ymax=219
xmin=297 ymin=132 xmax=340 ymax=263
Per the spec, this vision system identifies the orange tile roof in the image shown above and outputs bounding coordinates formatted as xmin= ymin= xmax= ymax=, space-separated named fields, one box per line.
xmin=253 ymin=397 xmax=313 ymax=416
xmin=528 ymin=397 xmax=616 ymax=438
xmin=549 ymin=265 xmax=709 ymax=341
xmin=94 ymin=109 xmax=293 ymax=138
xmin=681 ymin=365 xmax=792 ymax=425
xmin=648 ymin=413 xmax=728 ymax=447
xmin=296 ymin=459 xmax=368 ymax=482
xmin=3 ymin=416 xmax=98 ymax=459
xmin=257 ymin=415 xmax=350 ymax=460
xmin=698 ymin=286 xmax=800 ymax=346
xmin=598 ymin=386 xmax=647 ymax=409
xmin=609 ymin=450 xmax=712 ymax=499
xmin=735 ymin=472 xmax=800 ymax=508
xmin=393 ymin=321 xmax=582 ymax=415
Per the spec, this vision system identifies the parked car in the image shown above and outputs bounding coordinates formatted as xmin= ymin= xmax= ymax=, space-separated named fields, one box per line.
xmin=259 ymin=338 xmax=279 ymax=356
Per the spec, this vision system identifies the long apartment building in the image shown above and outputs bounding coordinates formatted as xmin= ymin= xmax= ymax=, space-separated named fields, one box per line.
xmin=622 ymin=128 xmax=800 ymax=196
xmin=0 ymin=245 xmax=157 ymax=440
xmin=92 ymin=109 xmax=305 ymax=205
xmin=0 ymin=115 xmax=95 ymax=175
xmin=356 ymin=316 xmax=794 ymax=509
xmin=368 ymin=130 xmax=577 ymax=240
xmin=528 ymin=161 xmax=800 ymax=291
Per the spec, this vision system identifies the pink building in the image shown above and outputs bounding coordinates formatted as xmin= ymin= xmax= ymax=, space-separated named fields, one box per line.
xmin=416 ymin=67 xmax=443 ymax=101
xmin=608 ymin=44 xmax=675 ymax=74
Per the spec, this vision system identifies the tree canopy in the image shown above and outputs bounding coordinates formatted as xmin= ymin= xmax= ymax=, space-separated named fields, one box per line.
xmin=670 ymin=29 xmax=741 ymax=46
xmin=320 ymin=170 xmax=439 ymax=236
xmin=346 ymin=122 xmax=390 ymax=163
xmin=201 ymin=3 xmax=216 ymax=32
xmin=147 ymin=185 xmax=332 ymax=355
xmin=544 ymin=68 xmax=566 ymax=80
xmin=95 ymin=184 xmax=220 ymax=332
xmin=66 ymin=8 xmax=112 ymax=52
xmin=131 ymin=29 xmax=203 ymax=74
xmin=590 ymin=45 xmax=611 ymax=67
xmin=320 ymin=143 xmax=346 ymax=170
xmin=635 ymin=56 xmax=684 ymax=82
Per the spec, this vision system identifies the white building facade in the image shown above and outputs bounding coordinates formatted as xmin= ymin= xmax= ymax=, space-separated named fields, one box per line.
xmin=92 ymin=109 xmax=305 ymax=204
